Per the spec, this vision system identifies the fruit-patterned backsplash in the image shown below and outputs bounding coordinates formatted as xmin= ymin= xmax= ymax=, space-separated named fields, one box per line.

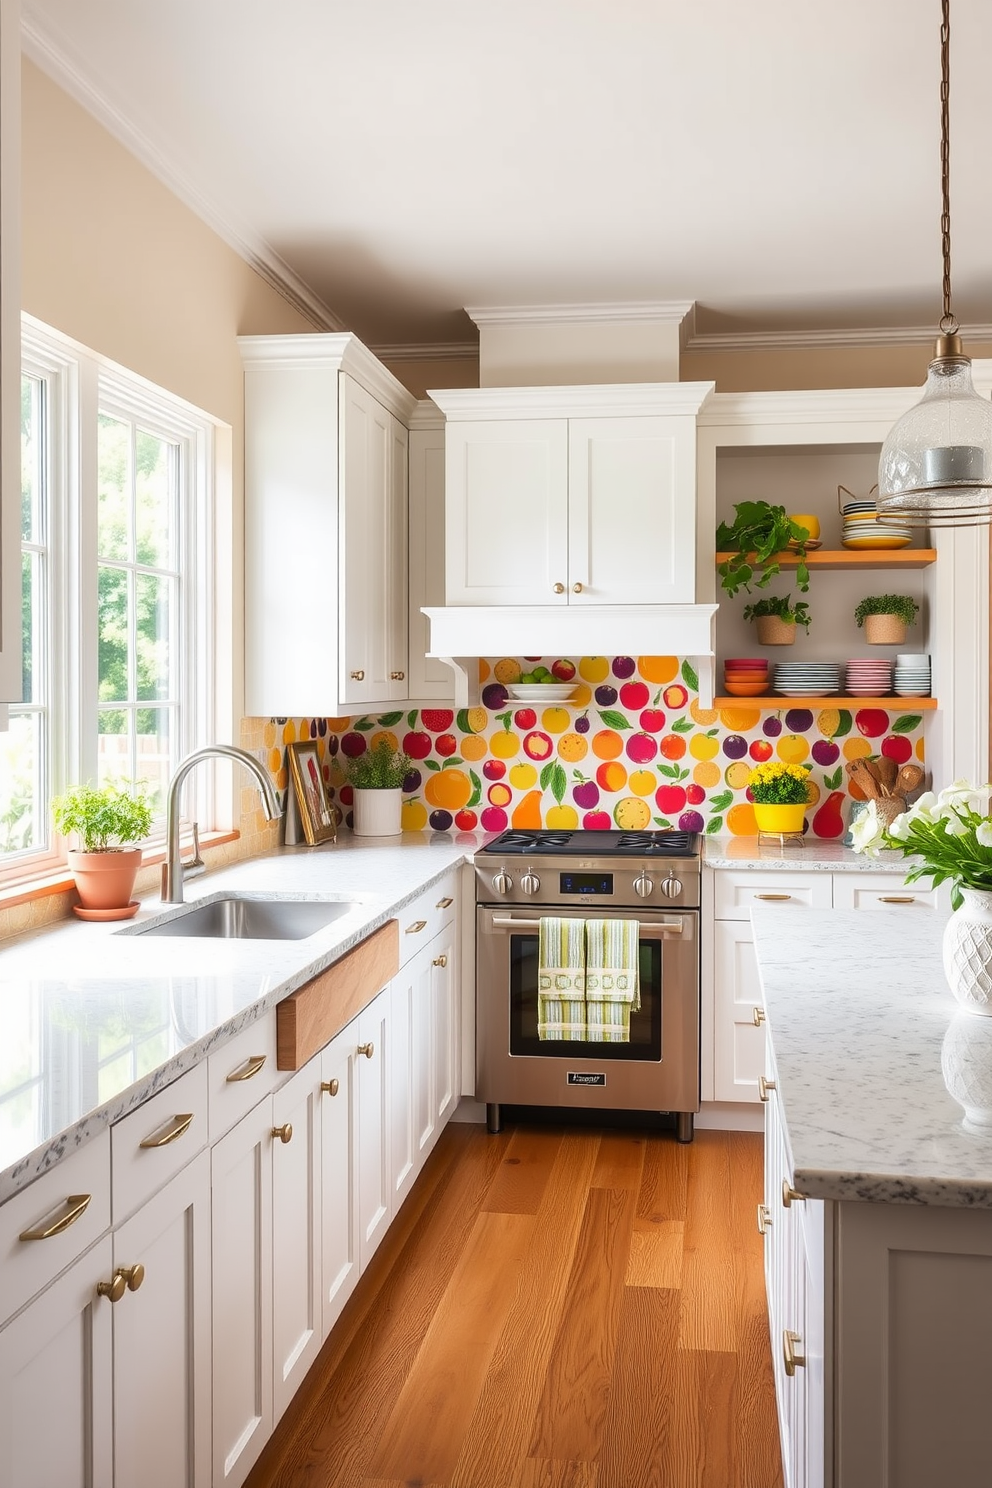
xmin=255 ymin=656 xmax=927 ymax=840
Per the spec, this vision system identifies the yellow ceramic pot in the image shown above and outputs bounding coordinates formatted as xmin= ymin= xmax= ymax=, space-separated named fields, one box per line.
xmin=752 ymin=803 xmax=807 ymax=833
xmin=789 ymin=513 xmax=820 ymax=540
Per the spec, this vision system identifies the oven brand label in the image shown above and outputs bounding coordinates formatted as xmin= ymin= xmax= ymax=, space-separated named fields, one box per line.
xmin=567 ymin=1072 xmax=606 ymax=1087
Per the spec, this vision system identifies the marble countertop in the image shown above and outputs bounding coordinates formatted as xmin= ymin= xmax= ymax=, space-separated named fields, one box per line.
xmin=0 ymin=832 xmax=483 ymax=1204
xmin=703 ymin=836 xmax=910 ymax=872
xmin=752 ymin=905 xmax=992 ymax=1208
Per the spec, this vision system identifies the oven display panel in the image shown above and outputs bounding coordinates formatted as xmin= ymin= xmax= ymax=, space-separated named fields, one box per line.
xmin=559 ymin=871 xmax=613 ymax=896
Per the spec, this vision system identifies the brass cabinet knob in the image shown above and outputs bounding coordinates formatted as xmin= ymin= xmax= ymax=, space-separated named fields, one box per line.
xmin=757 ymin=1074 xmax=776 ymax=1103
xmin=432 ymin=954 xmax=448 ymax=968
xmin=271 ymin=1123 xmax=293 ymax=1144
xmin=783 ymin=1330 xmax=806 ymax=1376
xmin=782 ymin=1180 xmax=807 ymax=1208
xmin=756 ymin=1203 xmax=772 ymax=1235
xmin=572 ymin=582 xmax=583 ymax=593
xmin=97 ymin=1272 xmax=127 ymax=1304
xmin=321 ymin=1078 xmax=340 ymax=1097
xmin=350 ymin=670 xmax=365 ymax=681
xmin=552 ymin=582 xmax=565 ymax=594
xmin=390 ymin=671 xmax=405 ymax=680
xmin=753 ymin=1006 xmax=766 ymax=1026
xmin=120 ymin=1264 xmax=145 ymax=1293
xmin=357 ymin=1042 xmax=375 ymax=1060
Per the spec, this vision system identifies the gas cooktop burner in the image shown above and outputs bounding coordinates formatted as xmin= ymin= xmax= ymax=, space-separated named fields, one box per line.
xmin=482 ymin=829 xmax=699 ymax=858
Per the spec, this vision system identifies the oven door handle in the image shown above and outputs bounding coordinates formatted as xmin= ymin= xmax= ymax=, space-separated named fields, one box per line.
xmin=489 ymin=915 xmax=684 ymax=938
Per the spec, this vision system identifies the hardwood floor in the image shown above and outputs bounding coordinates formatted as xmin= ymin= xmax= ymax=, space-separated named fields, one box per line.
xmin=247 ymin=1121 xmax=783 ymax=1488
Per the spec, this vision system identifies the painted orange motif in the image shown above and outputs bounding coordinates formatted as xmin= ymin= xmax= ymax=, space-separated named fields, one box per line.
xmin=727 ymin=801 xmax=758 ymax=835
xmin=490 ymin=730 xmax=520 ymax=759
xmin=493 ymin=657 xmax=521 ymax=684
xmin=370 ymin=730 xmax=399 ymax=752
xmin=460 ymin=735 xmax=487 ymax=761
xmin=690 ymin=699 xmax=719 ymax=726
xmin=637 ymin=656 xmax=679 ymax=684
xmin=693 ymin=760 xmax=722 ymax=788
xmin=659 ymin=735 xmax=687 ymax=760
xmin=843 ymin=737 xmax=873 ymax=761
xmin=282 ymin=721 xmax=298 ymax=744
xmin=424 ymin=769 xmax=472 ymax=811
xmin=478 ymin=659 xmax=491 ymax=682
xmin=557 ymin=732 xmax=588 ymax=762
xmin=718 ymin=707 xmax=761 ymax=732
xmin=595 ymin=760 xmax=628 ymax=793
xmin=541 ymin=707 xmax=570 ymax=734
xmin=591 ymin=730 xmax=624 ymax=760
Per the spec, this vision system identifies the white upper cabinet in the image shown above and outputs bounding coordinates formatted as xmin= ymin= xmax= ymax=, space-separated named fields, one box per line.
xmin=431 ymin=384 xmax=712 ymax=609
xmin=239 ymin=334 xmax=417 ymax=718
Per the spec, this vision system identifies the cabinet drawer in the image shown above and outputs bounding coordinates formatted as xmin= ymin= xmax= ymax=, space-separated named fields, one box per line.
xmin=714 ymin=871 xmax=832 ymax=919
xmin=207 ymin=1011 xmax=282 ymax=1141
xmin=831 ymin=874 xmax=940 ymax=912
xmin=0 ymin=1129 xmax=111 ymax=1325
xmin=111 ymin=1062 xmax=208 ymax=1223
xmin=396 ymin=874 xmax=458 ymax=965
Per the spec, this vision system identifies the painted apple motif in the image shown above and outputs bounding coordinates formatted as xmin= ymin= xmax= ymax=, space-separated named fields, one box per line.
xmin=678 ymin=810 xmax=705 ymax=833
xmin=626 ymin=732 xmax=658 ymax=764
xmin=856 ymin=708 xmax=889 ymax=738
xmin=811 ymin=739 xmax=840 ymax=766
xmin=686 ymin=783 xmax=706 ymax=805
xmin=480 ymin=806 xmax=508 ymax=832
xmin=341 ymin=733 xmax=366 ymax=758
xmin=403 ymin=730 xmax=432 ymax=760
xmin=487 ymin=782 xmax=512 ymax=807
xmin=454 ymin=808 xmax=478 ymax=829
xmin=612 ymin=656 xmax=636 ymax=679
xmin=881 ymin=734 xmax=913 ymax=764
xmin=338 ymin=784 xmax=353 ymax=806
xmin=749 ymin=739 xmax=773 ymax=762
xmin=523 ymin=731 xmax=554 ymax=761
xmin=639 ymin=707 xmax=667 ymax=733
xmin=655 ymin=784 xmax=687 ymax=814
xmin=429 ymin=809 xmax=453 ymax=830
xmin=619 ymin=681 xmax=649 ymax=710
xmin=572 ymin=779 xmax=600 ymax=809
xmin=514 ymin=708 xmax=537 ymax=730
xmin=481 ymin=683 xmax=508 ymax=709
xmin=594 ymin=685 xmax=618 ymax=707
xmin=551 ymin=659 xmax=576 ymax=681
xmin=582 ymin=810 xmax=612 ymax=830
xmin=435 ymin=733 xmax=458 ymax=757
xmin=662 ymin=684 xmax=689 ymax=709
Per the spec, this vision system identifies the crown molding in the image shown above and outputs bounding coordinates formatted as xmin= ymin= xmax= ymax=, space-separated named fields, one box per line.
xmin=429 ymin=381 xmax=715 ymax=420
xmin=371 ymin=341 xmax=478 ymax=362
xmin=683 ymin=322 xmax=992 ymax=352
xmin=21 ymin=11 xmax=346 ymax=334
xmin=237 ymin=333 xmax=418 ymax=421
xmin=465 ymin=301 xmax=695 ymax=328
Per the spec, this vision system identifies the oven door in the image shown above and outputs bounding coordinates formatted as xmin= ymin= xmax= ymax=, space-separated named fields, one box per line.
xmin=476 ymin=905 xmax=699 ymax=1114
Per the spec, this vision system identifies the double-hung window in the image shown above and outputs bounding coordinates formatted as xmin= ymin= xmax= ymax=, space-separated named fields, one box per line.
xmin=0 ymin=317 xmax=215 ymax=885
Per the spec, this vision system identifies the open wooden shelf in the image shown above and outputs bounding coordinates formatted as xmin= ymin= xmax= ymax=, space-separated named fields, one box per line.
xmin=715 ymin=548 xmax=937 ymax=570
xmin=713 ymin=695 xmax=937 ymax=711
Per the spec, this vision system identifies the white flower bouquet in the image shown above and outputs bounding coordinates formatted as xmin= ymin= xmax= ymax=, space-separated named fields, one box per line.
xmin=851 ymin=779 xmax=992 ymax=910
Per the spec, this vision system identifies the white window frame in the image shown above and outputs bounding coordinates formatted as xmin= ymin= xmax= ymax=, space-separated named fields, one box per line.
xmin=0 ymin=316 xmax=217 ymax=885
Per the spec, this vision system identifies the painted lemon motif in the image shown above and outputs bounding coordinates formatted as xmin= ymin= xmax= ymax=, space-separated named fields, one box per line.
xmin=463 ymin=706 xmax=488 ymax=733
xmin=541 ymin=707 xmax=570 ymax=735
xmin=613 ymin=796 xmax=652 ymax=830
xmin=263 ymin=720 xmax=277 ymax=748
xmin=570 ymin=683 xmax=592 ymax=707
xmin=579 ymin=656 xmax=610 ymax=683
xmin=490 ymin=731 xmax=520 ymax=759
xmin=727 ymin=801 xmax=758 ymax=836
xmin=843 ymin=737 xmax=872 ymax=761
xmin=916 ymin=736 xmax=926 ymax=761
xmin=628 ymin=770 xmax=656 ymax=798
xmin=638 ymin=657 xmax=679 ymax=684
xmin=401 ymin=800 xmax=428 ymax=831
xmin=689 ymin=733 xmax=719 ymax=761
xmin=547 ymin=804 xmax=580 ymax=829
xmin=478 ymin=659 xmax=491 ymax=682
xmin=776 ymin=734 xmax=810 ymax=764
xmin=816 ymin=708 xmax=841 ymax=738
xmin=509 ymin=762 xmax=538 ymax=790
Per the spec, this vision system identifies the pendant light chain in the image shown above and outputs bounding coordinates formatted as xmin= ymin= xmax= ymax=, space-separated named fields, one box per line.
xmin=939 ymin=0 xmax=956 ymax=334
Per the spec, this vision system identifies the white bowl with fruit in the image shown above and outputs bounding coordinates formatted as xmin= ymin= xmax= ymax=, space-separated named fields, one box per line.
xmin=506 ymin=664 xmax=578 ymax=702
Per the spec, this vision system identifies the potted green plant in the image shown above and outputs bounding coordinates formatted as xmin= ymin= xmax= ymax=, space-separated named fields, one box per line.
xmin=742 ymin=593 xmax=812 ymax=646
xmin=853 ymin=593 xmax=920 ymax=645
xmin=716 ymin=500 xmax=814 ymax=598
xmin=345 ymin=739 xmax=411 ymax=837
xmin=748 ymin=760 xmax=813 ymax=835
xmin=52 ymin=780 xmax=154 ymax=918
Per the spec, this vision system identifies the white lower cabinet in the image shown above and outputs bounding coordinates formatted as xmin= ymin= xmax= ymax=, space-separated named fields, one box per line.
xmin=320 ymin=1025 xmax=361 ymax=1338
xmin=357 ymin=987 xmax=392 ymax=1269
xmin=0 ymin=1234 xmax=114 ymax=1488
xmin=271 ymin=1060 xmax=322 ymax=1424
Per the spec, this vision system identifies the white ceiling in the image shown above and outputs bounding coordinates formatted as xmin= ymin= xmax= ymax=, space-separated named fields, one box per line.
xmin=21 ymin=0 xmax=992 ymax=351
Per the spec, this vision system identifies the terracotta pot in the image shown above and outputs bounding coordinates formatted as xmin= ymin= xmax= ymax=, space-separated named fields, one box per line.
xmin=752 ymin=803 xmax=807 ymax=834
xmin=352 ymin=788 xmax=403 ymax=837
xmin=68 ymin=847 xmax=143 ymax=911
xmin=754 ymin=615 xmax=797 ymax=646
xmin=864 ymin=613 xmax=907 ymax=645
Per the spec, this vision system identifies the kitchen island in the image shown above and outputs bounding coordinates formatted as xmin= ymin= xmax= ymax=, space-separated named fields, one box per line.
xmin=752 ymin=905 xmax=992 ymax=1488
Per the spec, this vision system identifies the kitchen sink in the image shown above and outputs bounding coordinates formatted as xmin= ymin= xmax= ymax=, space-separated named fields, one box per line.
xmin=129 ymin=896 xmax=355 ymax=941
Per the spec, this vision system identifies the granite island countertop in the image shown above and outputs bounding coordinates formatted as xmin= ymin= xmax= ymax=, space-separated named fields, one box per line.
xmin=0 ymin=832 xmax=485 ymax=1204
xmin=752 ymin=904 xmax=992 ymax=1208
xmin=703 ymin=835 xmax=913 ymax=872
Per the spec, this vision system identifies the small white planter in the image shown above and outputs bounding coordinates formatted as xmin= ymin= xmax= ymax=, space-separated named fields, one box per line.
xmin=352 ymin=788 xmax=403 ymax=837
xmin=942 ymin=888 xmax=992 ymax=1015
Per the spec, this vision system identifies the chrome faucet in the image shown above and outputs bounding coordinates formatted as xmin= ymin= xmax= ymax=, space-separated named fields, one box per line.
xmin=161 ymin=744 xmax=280 ymax=903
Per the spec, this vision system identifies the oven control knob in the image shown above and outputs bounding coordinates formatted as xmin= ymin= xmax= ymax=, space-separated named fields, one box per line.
xmin=520 ymin=871 xmax=541 ymax=896
xmin=659 ymin=875 xmax=683 ymax=899
xmin=491 ymin=870 xmax=513 ymax=895
xmin=633 ymin=873 xmax=654 ymax=898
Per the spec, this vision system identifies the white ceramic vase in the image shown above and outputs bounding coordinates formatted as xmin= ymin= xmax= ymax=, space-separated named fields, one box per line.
xmin=941 ymin=1014 xmax=992 ymax=1131
xmin=352 ymin=787 xmax=403 ymax=837
xmin=942 ymin=887 xmax=992 ymax=1015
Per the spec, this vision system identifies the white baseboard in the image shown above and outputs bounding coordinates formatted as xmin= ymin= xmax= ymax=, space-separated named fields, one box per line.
xmin=696 ymin=1101 xmax=765 ymax=1133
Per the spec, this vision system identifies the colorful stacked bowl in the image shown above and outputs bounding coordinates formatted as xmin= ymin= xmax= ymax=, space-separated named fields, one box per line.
xmin=893 ymin=654 xmax=931 ymax=697
xmin=840 ymin=497 xmax=913 ymax=551
xmin=723 ymin=658 xmax=769 ymax=697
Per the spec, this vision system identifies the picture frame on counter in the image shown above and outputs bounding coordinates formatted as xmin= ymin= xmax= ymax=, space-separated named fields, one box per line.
xmin=287 ymin=740 xmax=337 ymax=846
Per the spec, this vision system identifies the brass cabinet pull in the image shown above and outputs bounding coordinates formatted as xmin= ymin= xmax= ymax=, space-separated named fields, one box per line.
xmin=350 ymin=669 xmax=365 ymax=681
xmin=572 ymin=582 xmax=583 ymax=593
xmin=271 ymin=1123 xmax=293 ymax=1144
xmin=390 ymin=670 xmax=405 ymax=680
xmin=756 ymin=1204 xmax=772 ymax=1235
xmin=782 ymin=1180 xmax=807 ymax=1208
xmin=783 ymin=1330 xmax=806 ymax=1376
xmin=97 ymin=1272 xmax=127 ymax=1304
xmin=435 ymin=897 xmax=454 ymax=909
xmin=757 ymin=1075 xmax=776 ymax=1103
xmin=405 ymin=919 xmax=428 ymax=934
xmin=321 ymin=1079 xmax=340 ymax=1097
xmin=879 ymin=896 xmax=916 ymax=904
xmin=139 ymin=1112 xmax=194 ymax=1149
xmin=752 ymin=1006 xmax=766 ymax=1026
xmin=226 ymin=1055 xmax=266 ymax=1083
xmin=755 ymin=893 xmax=792 ymax=901
xmin=432 ymin=954 xmax=448 ymax=967
xmin=357 ymin=1042 xmax=375 ymax=1060
xmin=19 ymin=1193 xmax=92 ymax=1242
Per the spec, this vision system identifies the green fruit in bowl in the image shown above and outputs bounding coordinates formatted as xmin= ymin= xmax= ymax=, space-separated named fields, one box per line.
xmin=520 ymin=671 xmax=538 ymax=684
xmin=535 ymin=667 xmax=553 ymax=681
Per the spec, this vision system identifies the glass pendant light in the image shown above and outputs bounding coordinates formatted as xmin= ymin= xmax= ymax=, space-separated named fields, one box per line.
xmin=877 ymin=0 xmax=992 ymax=527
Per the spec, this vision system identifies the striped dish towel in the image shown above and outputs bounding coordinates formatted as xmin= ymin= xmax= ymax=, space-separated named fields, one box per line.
xmin=538 ymin=917 xmax=587 ymax=1041
xmin=585 ymin=919 xmax=640 ymax=1043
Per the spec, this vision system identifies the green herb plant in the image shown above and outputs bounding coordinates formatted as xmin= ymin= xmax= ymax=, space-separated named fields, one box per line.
xmin=346 ymin=738 xmax=411 ymax=791
xmin=742 ymin=593 xmax=812 ymax=633
xmin=716 ymin=500 xmax=812 ymax=598
xmin=853 ymin=594 xmax=920 ymax=629
xmin=52 ymin=781 xmax=154 ymax=852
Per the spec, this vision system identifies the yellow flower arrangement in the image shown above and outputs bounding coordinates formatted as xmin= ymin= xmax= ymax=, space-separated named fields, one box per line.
xmin=748 ymin=760 xmax=812 ymax=805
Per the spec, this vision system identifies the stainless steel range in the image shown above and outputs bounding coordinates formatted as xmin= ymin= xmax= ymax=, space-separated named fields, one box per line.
xmin=475 ymin=828 xmax=701 ymax=1141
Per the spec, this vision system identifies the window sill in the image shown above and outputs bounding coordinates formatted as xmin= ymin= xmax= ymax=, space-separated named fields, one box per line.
xmin=0 ymin=831 xmax=240 ymax=911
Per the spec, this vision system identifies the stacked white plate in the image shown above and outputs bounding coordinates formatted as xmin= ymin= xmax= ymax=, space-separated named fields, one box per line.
xmin=893 ymin=654 xmax=931 ymax=697
xmin=840 ymin=500 xmax=913 ymax=551
xmin=845 ymin=658 xmax=893 ymax=695
xmin=772 ymin=662 xmax=842 ymax=696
